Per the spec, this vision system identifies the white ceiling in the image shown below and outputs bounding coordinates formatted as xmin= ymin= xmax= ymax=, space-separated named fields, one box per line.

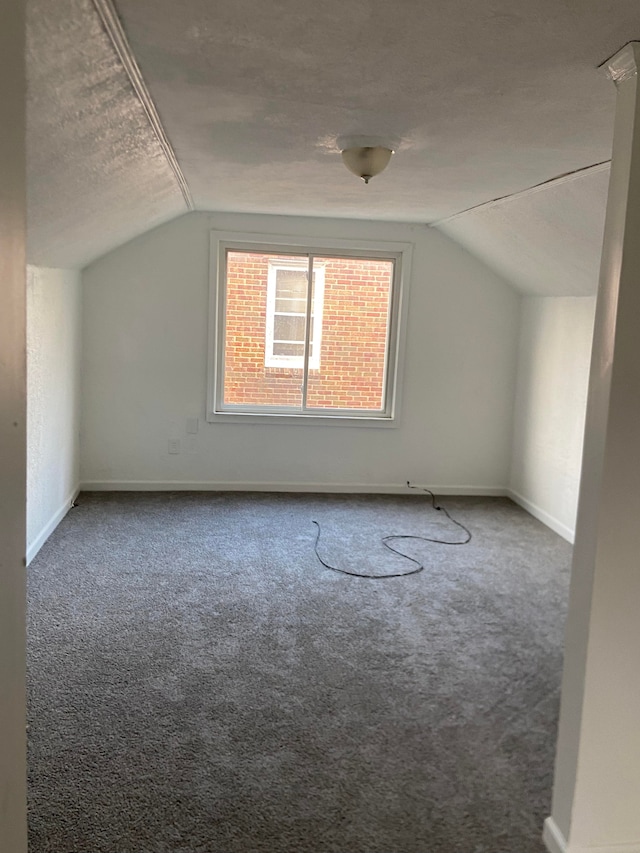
xmin=437 ymin=164 xmax=610 ymax=296
xmin=112 ymin=0 xmax=626 ymax=218
xmin=26 ymin=0 xmax=187 ymax=269
xmin=26 ymin=0 xmax=639 ymax=285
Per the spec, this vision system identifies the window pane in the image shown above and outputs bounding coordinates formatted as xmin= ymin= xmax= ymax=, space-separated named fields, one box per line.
xmin=276 ymin=268 xmax=308 ymax=299
xmin=275 ymin=297 xmax=307 ymax=313
xmin=305 ymin=256 xmax=393 ymax=411
xmin=218 ymin=246 xmax=396 ymax=416
xmin=223 ymin=251 xmax=305 ymax=408
xmin=274 ymin=314 xmax=306 ymax=343
xmin=273 ymin=342 xmax=305 ymax=357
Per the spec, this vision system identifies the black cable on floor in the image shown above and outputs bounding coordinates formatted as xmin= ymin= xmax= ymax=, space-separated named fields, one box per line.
xmin=312 ymin=481 xmax=472 ymax=579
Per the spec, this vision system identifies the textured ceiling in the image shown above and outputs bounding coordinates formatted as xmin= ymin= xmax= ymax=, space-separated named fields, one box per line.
xmin=26 ymin=0 xmax=638 ymax=284
xmin=26 ymin=0 xmax=187 ymax=269
xmin=437 ymin=165 xmax=610 ymax=296
xmin=113 ymin=0 xmax=631 ymax=221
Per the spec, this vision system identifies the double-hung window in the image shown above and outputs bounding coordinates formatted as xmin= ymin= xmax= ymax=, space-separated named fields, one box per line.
xmin=265 ymin=262 xmax=325 ymax=370
xmin=208 ymin=232 xmax=411 ymax=424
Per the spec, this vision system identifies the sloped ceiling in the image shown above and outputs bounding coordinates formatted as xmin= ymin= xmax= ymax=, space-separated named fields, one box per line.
xmin=26 ymin=0 xmax=640 ymax=282
xmin=26 ymin=0 xmax=188 ymax=269
xmin=436 ymin=165 xmax=610 ymax=296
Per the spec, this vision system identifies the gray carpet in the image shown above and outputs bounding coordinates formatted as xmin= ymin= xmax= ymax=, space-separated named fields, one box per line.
xmin=27 ymin=492 xmax=571 ymax=853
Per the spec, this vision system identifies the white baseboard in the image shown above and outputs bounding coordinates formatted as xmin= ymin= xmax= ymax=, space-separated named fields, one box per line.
xmin=543 ymin=816 xmax=640 ymax=853
xmin=544 ymin=818 xmax=567 ymax=853
xmin=507 ymin=489 xmax=575 ymax=543
xmin=38 ymin=482 xmax=572 ymax=546
xmin=26 ymin=484 xmax=80 ymax=565
xmin=80 ymin=480 xmax=508 ymax=497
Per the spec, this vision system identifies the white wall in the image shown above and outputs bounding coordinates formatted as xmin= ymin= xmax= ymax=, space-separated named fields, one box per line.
xmin=81 ymin=212 xmax=520 ymax=492
xmin=0 ymin=0 xmax=27 ymax=848
xmin=509 ymin=296 xmax=595 ymax=541
xmin=26 ymin=266 xmax=82 ymax=562
xmin=544 ymin=48 xmax=640 ymax=853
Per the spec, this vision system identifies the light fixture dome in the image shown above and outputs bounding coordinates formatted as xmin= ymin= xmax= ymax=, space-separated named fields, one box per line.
xmin=341 ymin=146 xmax=393 ymax=184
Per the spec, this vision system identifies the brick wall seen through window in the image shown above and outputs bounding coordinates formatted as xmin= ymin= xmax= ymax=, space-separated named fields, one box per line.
xmin=222 ymin=251 xmax=394 ymax=412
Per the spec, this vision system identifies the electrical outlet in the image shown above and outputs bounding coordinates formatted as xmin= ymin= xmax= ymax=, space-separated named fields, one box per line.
xmin=168 ymin=438 xmax=180 ymax=455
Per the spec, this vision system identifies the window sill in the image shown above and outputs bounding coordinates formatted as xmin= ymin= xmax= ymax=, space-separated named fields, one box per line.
xmin=206 ymin=410 xmax=398 ymax=428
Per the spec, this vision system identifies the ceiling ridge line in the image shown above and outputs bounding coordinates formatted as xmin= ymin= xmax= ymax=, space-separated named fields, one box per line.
xmin=431 ymin=160 xmax=611 ymax=226
xmin=91 ymin=0 xmax=195 ymax=211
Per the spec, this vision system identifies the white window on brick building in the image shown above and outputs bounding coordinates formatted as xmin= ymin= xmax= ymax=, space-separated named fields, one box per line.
xmin=265 ymin=262 xmax=325 ymax=369
xmin=208 ymin=232 xmax=412 ymax=424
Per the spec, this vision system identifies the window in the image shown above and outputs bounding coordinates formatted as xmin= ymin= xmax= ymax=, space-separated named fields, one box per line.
xmin=208 ymin=232 xmax=411 ymax=424
xmin=265 ymin=262 xmax=325 ymax=369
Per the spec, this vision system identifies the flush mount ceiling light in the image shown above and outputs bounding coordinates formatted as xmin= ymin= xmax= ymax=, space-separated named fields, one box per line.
xmin=341 ymin=146 xmax=394 ymax=184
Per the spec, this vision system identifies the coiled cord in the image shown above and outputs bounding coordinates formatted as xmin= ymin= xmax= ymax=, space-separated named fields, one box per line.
xmin=312 ymin=482 xmax=471 ymax=579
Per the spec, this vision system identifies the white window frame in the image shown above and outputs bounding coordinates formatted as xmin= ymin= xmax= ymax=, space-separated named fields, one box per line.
xmin=207 ymin=231 xmax=413 ymax=427
xmin=265 ymin=261 xmax=325 ymax=370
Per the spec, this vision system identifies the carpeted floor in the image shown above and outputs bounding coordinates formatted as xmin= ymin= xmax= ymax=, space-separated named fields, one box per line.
xmin=27 ymin=492 xmax=571 ymax=853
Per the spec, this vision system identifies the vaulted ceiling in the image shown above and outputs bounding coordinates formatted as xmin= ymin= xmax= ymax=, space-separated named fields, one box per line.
xmin=27 ymin=0 xmax=639 ymax=292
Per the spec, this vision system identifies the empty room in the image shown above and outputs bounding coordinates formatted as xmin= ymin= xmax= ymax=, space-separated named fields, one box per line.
xmin=2 ymin=1 xmax=640 ymax=852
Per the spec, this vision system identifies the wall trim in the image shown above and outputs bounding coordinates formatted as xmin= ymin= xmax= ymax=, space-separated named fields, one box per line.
xmin=80 ymin=480 xmax=509 ymax=496
xmin=544 ymin=818 xmax=567 ymax=853
xmin=41 ymin=483 xmax=574 ymax=544
xmin=507 ymin=488 xmax=575 ymax=543
xmin=26 ymin=485 xmax=80 ymax=566
xmin=544 ymin=816 xmax=640 ymax=853
xmin=90 ymin=0 xmax=194 ymax=210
